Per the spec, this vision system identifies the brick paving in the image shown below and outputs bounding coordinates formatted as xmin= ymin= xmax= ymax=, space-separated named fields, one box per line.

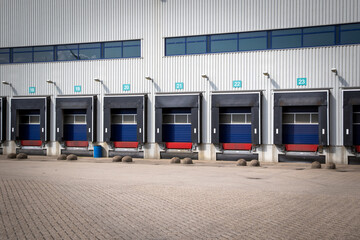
xmin=0 ymin=158 xmax=360 ymax=239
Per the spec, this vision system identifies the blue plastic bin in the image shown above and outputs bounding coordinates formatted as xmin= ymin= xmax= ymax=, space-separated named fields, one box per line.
xmin=93 ymin=145 xmax=102 ymax=158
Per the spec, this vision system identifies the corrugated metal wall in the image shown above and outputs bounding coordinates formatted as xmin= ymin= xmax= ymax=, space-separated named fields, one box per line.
xmin=0 ymin=0 xmax=359 ymax=159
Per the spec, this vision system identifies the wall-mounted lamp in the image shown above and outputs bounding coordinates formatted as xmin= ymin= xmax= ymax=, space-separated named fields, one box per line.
xmin=46 ymin=80 xmax=55 ymax=84
xmin=331 ymin=68 xmax=338 ymax=75
xmin=263 ymin=71 xmax=270 ymax=77
xmin=201 ymin=74 xmax=208 ymax=78
xmin=94 ymin=78 xmax=101 ymax=82
xmin=2 ymin=81 xmax=11 ymax=85
xmin=145 ymin=76 xmax=152 ymax=80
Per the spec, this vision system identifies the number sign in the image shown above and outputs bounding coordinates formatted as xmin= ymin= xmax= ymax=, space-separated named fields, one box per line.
xmin=233 ymin=80 xmax=242 ymax=88
xmin=74 ymin=85 xmax=82 ymax=92
xmin=175 ymin=82 xmax=184 ymax=90
xmin=297 ymin=78 xmax=307 ymax=86
xmin=123 ymin=84 xmax=131 ymax=91
xmin=29 ymin=87 xmax=36 ymax=93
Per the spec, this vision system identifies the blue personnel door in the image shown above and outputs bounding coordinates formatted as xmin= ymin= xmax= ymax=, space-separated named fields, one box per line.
xmin=282 ymin=106 xmax=319 ymax=144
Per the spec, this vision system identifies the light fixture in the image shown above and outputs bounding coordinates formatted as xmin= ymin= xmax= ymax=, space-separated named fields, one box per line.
xmin=46 ymin=80 xmax=55 ymax=84
xmin=201 ymin=74 xmax=208 ymax=78
xmin=145 ymin=76 xmax=152 ymax=80
xmin=94 ymin=78 xmax=101 ymax=82
xmin=331 ymin=68 xmax=338 ymax=74
xmin=263 ymin=71 xmax=270 ymax=77
xmin=2 ymin=81 xmax=10 ymax=85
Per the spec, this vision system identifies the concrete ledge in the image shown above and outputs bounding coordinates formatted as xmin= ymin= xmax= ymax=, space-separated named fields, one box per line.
xmin=278 ymin=154 xmax=325 ymax=164
xmin=61 ymin=149 xmax=93 ymax=157
xmin=109 ymin=151 xmax=144 ymax=158
xmin=216 ymin=153 xmax=258 ymax=161
xmin=16 ymin=148 xmax=47 ymax=156
xmin=348 ymin=156 xmax=360 ymax=165
xmin=160 ymin=152 xmax=198 ymax=160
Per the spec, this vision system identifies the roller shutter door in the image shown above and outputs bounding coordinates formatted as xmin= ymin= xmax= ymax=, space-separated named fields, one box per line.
xmin=18 ymin=110 xmax=41 ymax=141
xmin=162 ymin=108 xmax=191 ymax=143
xmin=63 ymin=109 xmax=87 ymax=141
xmin=111 ymin=109 xmax=137 ymax=142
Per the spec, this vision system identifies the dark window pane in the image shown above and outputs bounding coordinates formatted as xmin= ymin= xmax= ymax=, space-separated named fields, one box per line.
xmin=13 ymin=47 xmax=32 ymax=52
xmin=13 ymin=52 xmax=32 ymax=62
xmin=166 ymin=38 xmax=185 ymax=55
xmin=303 ymin=26 xmax=335 ymax=34
xmin=0 ymin=53 xmax=10 ymax=63
xmin=79 ymin=48 xmax=101 ymax=59
xmin=272 ymin=35 xmax=302 ymax=48
xmin=123 ymin=40 xmax=140 ymax=57
xmin=272 ymin=29 xmax=302 ymax=36
xmin=104 ymin=41 xmax=122 ymax=47
xmin=104 ymin=47 xmax=122 ymax=58
xmin=303 ymin=32 xmax=335 ymax=46
xmin=210 ymin=34 xmax=238 ymax=53
xmin=57 ymin=50 xmax=79 ymax=60
xmin=238 ymin=31 xmax=267 ymax=38
xmin=34 ymin=46 xmax=53 ymax=51
xmin=238 ymin=37 xmax=267 ymax=51
xmin=187 ymin=36 xmax=206 ymax=54
xmin=354 ymin=113 xmax=360 ymax=124
xmin=341 ymin=23 xmax=360 ymax=30
xmin=34 ymin=51 xmax=54 ymax=62
xmin=79 ymin=43 xmax=101 ymax=49
xmin=340 ymin=30 xmax=360 ymax=44
xmin=0 ymin=48 xmax=10 ymax=53
xmin=57 ymin=44 xmax=78 ymax=50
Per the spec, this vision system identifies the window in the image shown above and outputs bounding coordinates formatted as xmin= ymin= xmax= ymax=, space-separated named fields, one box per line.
xmin=163 ymin=114 xmax=191 ymax=124
xmin=187 ymin=36 xmax=207 ymax=54
xmin=111 ymin=114 xmax=137 ymax=124
xmin=13 ymin=47 xmax=33 ymax=63
xmin=123 ymin=40 xmax=141 ymax=58
xmin=0 ymin=48 xmax=10 ymax=63
xmin=19 ymin=115 xmax=40 ymax=124
xmin=34 ymin=46 xmax=54 ymax=62
xmin=271 ymin=29 xmax=302 ymax=49
xmin=104 ymin=41 xmax=122 ymax=59
xmin=303 ymin=26 xmax=335 ymax=47
xmin=165 ymin=38 xmax=186 ymax=56
xmin=210 ymin=34 xmax=238 ymax=53
xmin=79 ymin=43 xmax=101 ymax=60
xmin=64 ymin=114 xmax=87 ymax=124
xmin=283 ymin=113 xmax=318 ymax=124
xmin=238 ymin=31 xmax=267 ymax=51
xmin=340 ymin=23 xmax=360 ymax=45
xmin=220 ymin=113 xmax=251 ymax=124
xmin=57 ymin=44 xmax=79 ymax=61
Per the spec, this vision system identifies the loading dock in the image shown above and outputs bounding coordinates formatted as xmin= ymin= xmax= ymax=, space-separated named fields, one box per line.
xmin=0 ymin=97 xmax=6 ymax=154
xmin=212 ymin=93 xmax=261 ymax=161
xmin=343 ymin=90 xmax=360 ymax=164
xmin=274 ymin=91 xmax=329 ymax=163
xmin=155 ymin=94 xmax=201 ymax=159
xmin=104 ymin=95 xmax=146 ymax=158
xmin=56 ymin=96 xmax=96 ymax=156
xmin=11 ymin=97 xmax=50 ymax=155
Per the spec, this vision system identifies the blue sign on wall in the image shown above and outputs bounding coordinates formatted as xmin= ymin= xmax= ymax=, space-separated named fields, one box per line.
xmin=74 ymin=85 xmax=82 ymax=92
xmin=123 ymin=84 xmax=131 ymax=91
xmin=29 ymin=87 xmax=36 ymax=93
xmin=297 ymin=78 xmax=307 ymax=86
xmin=175 ymin=82 xmax=184 ymax=90
xmin=233 ymin=80 xmax=242 ymax=88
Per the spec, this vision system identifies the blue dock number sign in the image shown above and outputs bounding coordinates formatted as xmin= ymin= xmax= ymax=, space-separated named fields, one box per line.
xmin=233 ymin=80 xmax=242 ymax=88
xmin=297 ymin=78 xmax=307 ymax=86
xmin=29 ymin=87 xmax=36 ymax=93
xmin=123 ymin=84 xmax=131 ymax=91
xmin=74 ymin=85 xmax=82 ymax=92
xmin=175 ymin=82 xmax=184 ymax=90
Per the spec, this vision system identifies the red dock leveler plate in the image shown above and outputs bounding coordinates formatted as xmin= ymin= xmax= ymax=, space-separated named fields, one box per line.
xmin=114 ymin=141 xmax=139 ymax=148
xmin=165 ymin=142 xmax=193 ymax=149
xmin=65 ymin=141 xmax=89 ymax=147
xmin=285 ymin=144 xmax=318 ymax=152
xmin=222 ymin=143 xmax=252 ymax=150
xmin=20 ymin=140 xmax=42 ymax=146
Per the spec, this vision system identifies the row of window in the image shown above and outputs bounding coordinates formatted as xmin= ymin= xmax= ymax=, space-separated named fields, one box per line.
xmin=163 ymin=114 xmax=191 ymax=124
xmin=283 ymin=113 xmax=319 ymax=124
xmin=64 ymin=115 xmax=87 ymax=125
xmin=111 ymin=114 xmax=137 ymax=124
xmin=19 ymin=115 xmax=40 ymax=125
xmin=0 ymin=40 xmax=141 ymax=64
xmin=165 ymin=23 xmax=360 ymax=56
xmin=220 ymin=113 xmax=252 ymax=124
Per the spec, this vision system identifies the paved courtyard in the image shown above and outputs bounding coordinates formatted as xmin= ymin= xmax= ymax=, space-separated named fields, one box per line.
xmin=0 ymin=157 xmax=360 ymax=239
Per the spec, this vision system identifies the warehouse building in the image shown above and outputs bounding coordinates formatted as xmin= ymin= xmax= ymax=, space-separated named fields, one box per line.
xmin=0 ymin=0 xmax=359 ymax=164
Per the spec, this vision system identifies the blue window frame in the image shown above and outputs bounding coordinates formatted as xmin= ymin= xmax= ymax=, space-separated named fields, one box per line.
xmin=271 ymin=29 xmax=302 ymax=49
xmin=210 ymin=34 xmax=238 ymax=53
xmin=104 ymin=41 xmax=123 ymax=59
xmin=57 ymin=44 xmax=79 ymax=61
xmin=34 ymin=46 xmax=54 ymax=62
xmin=165 ymin=38 xmax=186 ymax=56
xmin=0 ymin=48 xmax=10 ymax=63
xmin=79 ymin=43 xmax=101 ymax=60
xmin=186 ymin=36 xmax=207 ymax=54
xmin=123 ymin=40 xmax=141 ymax=58
xmin=13 ymin=47 xmax=33 ymax=63
xmin=340 ymin=23 xmax=360 ymax=44
xmin=238 ymin=31 xmax=267 ymax=51
xmin=303 ymin=26 xmax=335 ymax=47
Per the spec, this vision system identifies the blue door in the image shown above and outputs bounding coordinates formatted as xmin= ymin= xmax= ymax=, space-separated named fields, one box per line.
xmin=219 ymin=107 xmax=252 ymax=143
xmin=282 ymin=106 xmax=319 ymax=144
xmin=354 ymin=105 xmax=360 ymax=145
xmin=111 ymin=109 xmax=137 ymax=142
xmin=63 ymin=109 xmax=87 ymax=141
xmin=18 ymin=110 xmax=41 ymax=140
xmin=162 ymin=108 xmax=191 ymax=142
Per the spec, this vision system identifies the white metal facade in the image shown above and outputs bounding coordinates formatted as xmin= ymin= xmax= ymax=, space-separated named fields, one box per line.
xmin=1 ymin=0 xmax=360 ymax=162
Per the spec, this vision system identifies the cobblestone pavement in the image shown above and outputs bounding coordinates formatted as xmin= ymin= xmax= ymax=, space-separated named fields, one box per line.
xmin=0 ymin=158 xmax=360 ymax=239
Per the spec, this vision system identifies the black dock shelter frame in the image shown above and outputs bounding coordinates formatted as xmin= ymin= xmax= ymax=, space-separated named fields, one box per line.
xmin=274 ymin=90 xmax=329 ymax=163
xmin=11 ymin=97 xmax=50 ymax=155
xmin=56 ymin=96 xmax=96 ymax=155
xmin=0 ymin=97 xmax=6 ymax=154
xmin=104 ymin=95 xmax=147 ymax=158
xmin=343 ymin=90 xmax=360 ymax=164
xmin=155 ymin=94 xmax=201 ymax=159
xmin=211 ymin=92 xmax=261 ymax=161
